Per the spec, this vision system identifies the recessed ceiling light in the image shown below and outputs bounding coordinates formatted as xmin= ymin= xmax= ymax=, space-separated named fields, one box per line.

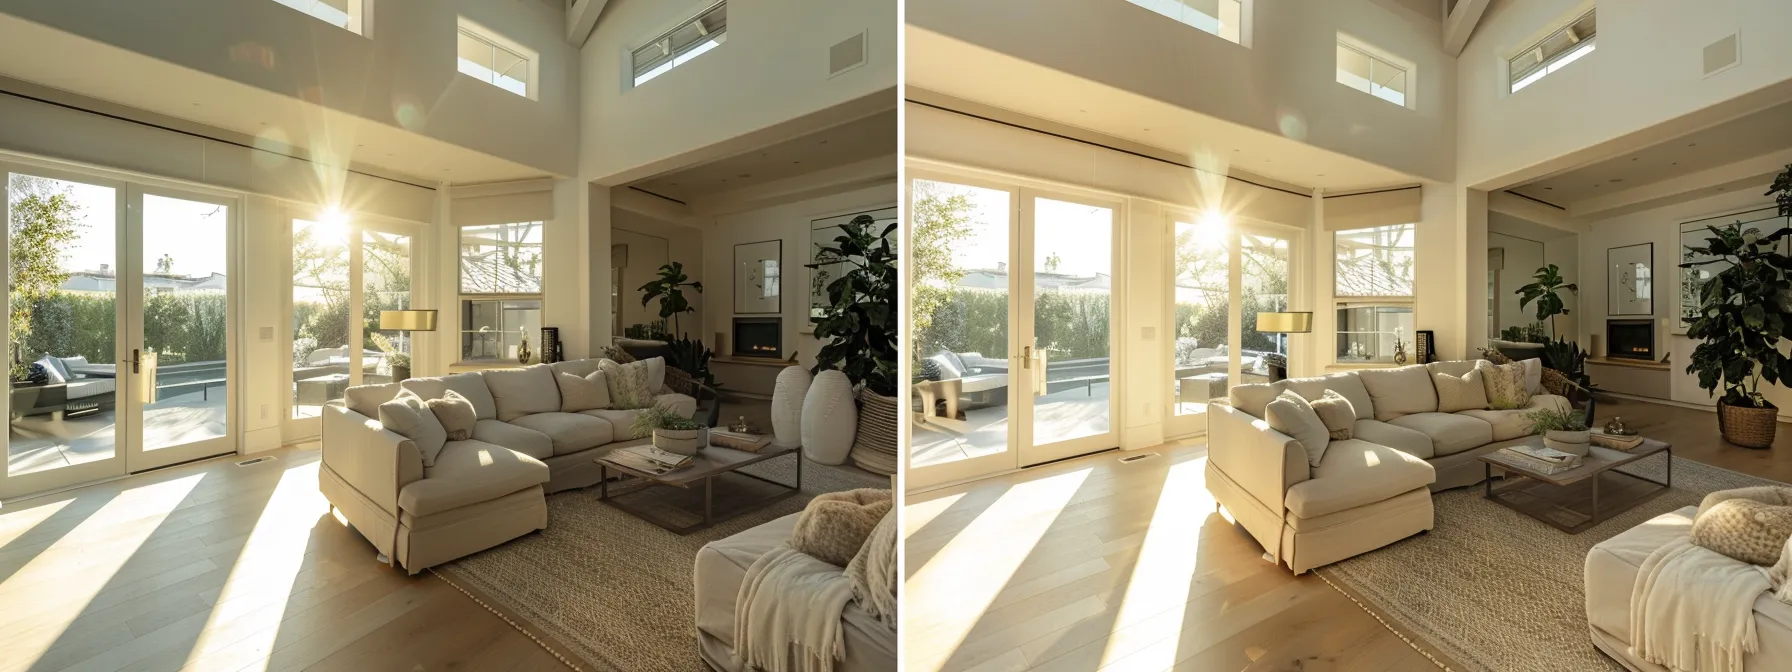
xmin=1143 ymin=128 xmax=1151 ymax=132
xmin=1631 ymin=157 xmax=1639 ymax=161
xmin=793 ymin=161 xmax=801 ymax=165
xmin=820 ymin=140 xmax=829 ymax=145
xmin=1545 ymin=187 xmax=1554 ymax=190
xmin=1672 ymin=162 xmax=1679 ymax=165
xmin=669 ymin=182 xmax=678 ymax=186
xmin=1610 ymin=178 xmax=1624 ymax=183
xmin=1689 ymin=143 xmax=1697 ymax=147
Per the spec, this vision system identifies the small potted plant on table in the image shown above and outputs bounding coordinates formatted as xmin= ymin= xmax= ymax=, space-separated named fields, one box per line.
xmin=632 ymin=402 xmax=707 ymax=456
xmin=1526 ymin=406 xmax=1591 ymax=456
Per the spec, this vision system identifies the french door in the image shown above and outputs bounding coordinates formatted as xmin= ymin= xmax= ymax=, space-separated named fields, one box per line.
xmin=905 ymin=168 xmax=1122 ymax=491
xmin=1165 ymin=212 xmax=1294 ymax=437
xmin=2 ymin=160 xmax=240 ymax=499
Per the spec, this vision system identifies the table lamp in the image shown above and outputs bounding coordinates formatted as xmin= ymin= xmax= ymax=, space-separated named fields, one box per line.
xmin=378 ymin=310 xmax=437 ymax=381
xmin=1254 ymin=312 xmax=1312 ymax=382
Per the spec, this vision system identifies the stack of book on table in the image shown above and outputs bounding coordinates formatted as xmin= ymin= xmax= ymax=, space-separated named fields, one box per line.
xmin=605 ymin=444 xmax=693 ymax=475
xmin=1591 ymin=432 xmax=1644 ymax=451
xmin=1498 ymin=443 xmax=1583 ymax=475
xmin=709 ymin=430 xmax=772 ymax=452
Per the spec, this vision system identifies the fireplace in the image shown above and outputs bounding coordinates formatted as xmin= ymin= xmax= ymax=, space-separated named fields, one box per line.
xmin=733 ymin=317 xmax=782 ymax=359
xmin=1607 ymin=319 xmax=1655 ymax=361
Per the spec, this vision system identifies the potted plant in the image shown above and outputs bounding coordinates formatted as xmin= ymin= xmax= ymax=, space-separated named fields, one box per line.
xmin=1517 ymin=264 xmax=1578 ymax=339
xmin=805 ymin=215 xmax=897 ymax=471
xmin=368 ymin=332 xmax=412 ymax=381
xmin=638 ymin=262 xmax=702 ymax=338
xmin=1525 ymin=406 xmax=1591 ymax=456
xmin=631 ymin=401 xmax=706 ymax=456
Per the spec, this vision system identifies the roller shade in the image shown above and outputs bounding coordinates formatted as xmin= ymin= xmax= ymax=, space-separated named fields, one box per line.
xmin=452 ymin=189 xmax=554 ymax=227
xmin=1323 ymin=186 xmax=1422 ymax=231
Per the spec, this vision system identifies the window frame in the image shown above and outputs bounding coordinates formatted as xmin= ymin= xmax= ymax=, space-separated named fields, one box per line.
xmin=631 ymin=1 xmax=729 ymax=88
xmin=456 ymin=221 xmax=545 ymax=363
xmin=456 ymin=17 xmax=539 ymax=100
xmin=1508 ymin=8 xmax=1597 ymax=93
xmin=271 ymin=0 xmax=367 ymax=35
xmin=1332 ymin=223 xmax=1416 ymax=365
xmin=1122 ymin=0 xmax=1250 ymax=47
xmin=1335 ymin=35 xmax=1414 ymax=109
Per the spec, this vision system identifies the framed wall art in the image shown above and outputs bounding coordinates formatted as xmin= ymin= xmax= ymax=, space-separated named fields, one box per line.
xmin=734 ymin=240 xmax=782 ymax=314
xmin=1607 ymin=243 xmax=1654 ymax=317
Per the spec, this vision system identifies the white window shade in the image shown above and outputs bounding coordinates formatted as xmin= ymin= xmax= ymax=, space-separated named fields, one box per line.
xmin=632 ymin=2 xmax=728 ymax=84
xmin=1322 ymin=187 xmax=1422 ymax=232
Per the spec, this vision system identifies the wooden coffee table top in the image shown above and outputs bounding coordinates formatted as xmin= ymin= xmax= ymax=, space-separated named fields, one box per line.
xmin=1478 ymin=437 xmax=1670 ymax=487
xmin=597 ymin=441 xmax=797 ymax=487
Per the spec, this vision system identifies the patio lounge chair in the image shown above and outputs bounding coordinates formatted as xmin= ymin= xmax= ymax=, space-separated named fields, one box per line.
xmin=10 ymin=355 xmax=117 ymax=420
xmin=915 ymin=351 xmax=1008 ymax=422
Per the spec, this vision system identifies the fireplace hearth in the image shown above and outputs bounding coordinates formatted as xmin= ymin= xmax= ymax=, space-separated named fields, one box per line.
xmin=1607 ymin=319 xmax=1654 ymax=361
xmin=733 ymin=317 xmax=782 ymax=359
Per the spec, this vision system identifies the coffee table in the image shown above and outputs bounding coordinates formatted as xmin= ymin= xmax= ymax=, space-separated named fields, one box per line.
xmin=1479 ymin=437 xmax=1671 ymax=534
xmin=596 ymin=442 xmax=801 ymax=534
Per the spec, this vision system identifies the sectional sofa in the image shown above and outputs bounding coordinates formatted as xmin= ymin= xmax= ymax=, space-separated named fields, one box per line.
xmin=319 ymin=357 xmax=713 ymax=573
xmin=1207 ymin=360 xmax=1577 ymax=573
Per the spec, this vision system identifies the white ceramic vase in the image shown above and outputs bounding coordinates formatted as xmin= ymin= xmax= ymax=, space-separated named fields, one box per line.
xmin=772 ymin=365 xmax=812 ymax=447
xmin=802 ymin=370 xmax=858 ymax=465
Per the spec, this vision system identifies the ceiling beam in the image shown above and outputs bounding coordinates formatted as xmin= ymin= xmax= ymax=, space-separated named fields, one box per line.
xmin=1489 ymin=190 xmax=1589 ymax=234
xmin=566 ymin=0 xmax=608 ymax=46
xmin=1442 ymin=0 xmax=1491 ymax=57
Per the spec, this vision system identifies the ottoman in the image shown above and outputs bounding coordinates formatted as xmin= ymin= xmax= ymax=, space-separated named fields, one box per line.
xmin=1584 ymin=506 xmax=1792 ymax=670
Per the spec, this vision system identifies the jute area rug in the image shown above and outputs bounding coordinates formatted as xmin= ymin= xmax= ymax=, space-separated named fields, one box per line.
xmin=1316 ymin=455 xmax=1780 ymax=672
xmin=431 ymin=453 xmax=886 ymax=671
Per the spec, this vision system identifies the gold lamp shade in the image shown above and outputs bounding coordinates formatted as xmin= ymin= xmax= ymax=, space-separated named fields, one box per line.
xmin=379 ymin=310 xmax=438 ymax=332
xmin=1254 ymin=311 xmax=1313 ymax=334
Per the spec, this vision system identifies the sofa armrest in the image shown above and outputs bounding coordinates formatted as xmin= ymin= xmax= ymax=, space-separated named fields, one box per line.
xmin=321 ymin=404 xmax=424 ymax=515
xmin=1206 ymin=404 xmax=1308 ymax=514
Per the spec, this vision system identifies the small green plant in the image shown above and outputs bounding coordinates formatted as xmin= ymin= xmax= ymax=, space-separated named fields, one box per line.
xmin=1524 ymin=406 xmax=1588 ymax=435
xmin=631 ymin=400 xmax=703 ymax=437
xmin=638 ymin=263 xmax=702 ymax=337
xmin=1498 ymin=323 xmax=1549 ymax=344
xmin=367 ymin=332 xmax=410 ymax=371
xmin=623 ymin=321 xmax=669 ymax=341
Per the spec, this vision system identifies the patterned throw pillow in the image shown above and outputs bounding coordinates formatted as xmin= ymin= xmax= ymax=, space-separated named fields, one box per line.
xmin=791 ymin=488 xmax=894 ymax=567
xmin=598 ymin=358 xmax=654 ymax=409
xmin=1475 ymin=360 xmax=1531 ymax=410
xmin=1308 ymin=389 xmax=1356 ymax=441
xmin=1434 ymin=369 xmax=1490 ymax=413
xmin=1692 ymin=486 xmax=1792 ymax=566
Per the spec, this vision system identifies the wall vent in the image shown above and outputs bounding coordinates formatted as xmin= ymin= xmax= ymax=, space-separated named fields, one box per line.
xmin=1704 ymin=32 xmax=1740 ymax=77
xmin=237 ymin=456 xmax=276 ymax=467
xmin=829 ymin=31 xmax=867 ymax=78
xmin=1119 ymin=453 xmax=1158 ymax=464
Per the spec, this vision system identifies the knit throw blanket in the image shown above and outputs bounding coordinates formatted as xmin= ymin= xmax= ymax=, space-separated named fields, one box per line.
xmin=847 ymin=510 xmax=898 ymax=626
xmin=1630 ymin=536 xmax=1771 ymax=672
xmin=735 ymin=544 xmax=854 ymax=672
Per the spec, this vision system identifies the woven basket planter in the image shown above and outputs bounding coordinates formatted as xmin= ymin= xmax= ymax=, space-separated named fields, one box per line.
xmin=1718 ymin=400 xmax=1778 ymax=449
xmin=850 ymin=389 xmax=898 ymax=476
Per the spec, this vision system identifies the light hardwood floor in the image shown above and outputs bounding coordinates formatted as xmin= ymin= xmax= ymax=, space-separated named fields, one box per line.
xmin=0 ymin=442 xmax=563 ymax=672
xmin=902 ymin=397 xmax=1792 ymax=672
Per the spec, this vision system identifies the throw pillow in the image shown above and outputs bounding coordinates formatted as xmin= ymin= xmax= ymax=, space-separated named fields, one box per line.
xmin=1476 ymin=360 xmax=1532 ymax=410
xmin=556 ymin=370 xmax=611 ymax=412
xmin=791 ymin=488 xmax=894 ymax=567
xmin=1693 ymin=486 xmax=1792 ymax=566
xmin=1433 ymin=369 xmax=1490 ymax=413
xmin=642 ymin=356 xmax=667 ymax=394
xmin=426 ymin=389 xmax=478 ymax=442
xmin=599 ymin=358 xmax=655 ymax=409
xmin=33 ymin=355 xmax=66 ymax=384
xmin=1519 ymin=358 xmax=1543 ymax=396
xmin=1308 ymin=389 xmax=1356 ymax=441
xmin=379 ymin=389 xmax=448 ymax=466
xmin=1266 ymin=390 xmax=1331 ymax=469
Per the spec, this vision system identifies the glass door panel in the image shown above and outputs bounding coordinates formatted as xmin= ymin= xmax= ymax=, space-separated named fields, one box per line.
xmin=908 ymin=178 xmax=1014 ymax=478
xmin=1171 ymin=219 xmax=1231 ymax=426
xmin=137 ymin=192 xmax=231 ymax=454
xmin=1240 ymin=231 xmax=1291 ymax=385
xmin=291 ymin=218 xmax=352 ymax=419
xmin=363 ymin=230 xmax=412 ymax=384
xmin=5 ymin=171 xmax=126 ymax=490
xmin=1026 ymin=197 xmax=1114 ymax=451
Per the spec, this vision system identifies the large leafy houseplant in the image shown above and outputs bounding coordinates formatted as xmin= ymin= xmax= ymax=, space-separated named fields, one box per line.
xmin=806 ymin=214 xmax=897 ymax=396
xmin=638 ymin=262 xmax=702 ymax=338
xmin=1516 ymin=263 xmax=1578 ymax=339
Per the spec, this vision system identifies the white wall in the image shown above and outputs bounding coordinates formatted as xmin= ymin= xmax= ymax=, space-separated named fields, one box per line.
xmin=580 ymin=0 xmax=896 ymax=183
xmin=612 ymin=209 xmax=707 ymax=339
xmin=1457 ymin=0 xmax=1792 ymax=188
xmin=906 ymin=0 xmax=1458 ymax=182
xmin=1 ymin=0 xmax=581 ymax=176
xmin=1488 ymin=231 xmax=1543 ymax=336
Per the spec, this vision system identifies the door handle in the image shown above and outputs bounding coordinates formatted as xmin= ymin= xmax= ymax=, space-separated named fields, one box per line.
xmin=1022 ymin=345 xmax=1032 ymax=370
xmin=131 ymin=348 xmax=140 ymax=374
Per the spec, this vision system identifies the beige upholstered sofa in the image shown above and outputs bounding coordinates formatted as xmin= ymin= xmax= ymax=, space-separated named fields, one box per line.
xmin=693 ymin=512 xmax=897 ymax=671
xmin=319 ymin=357 xmax=697 ymax=574
xmin=1586 ymin=506 xmax=1792 ymax=671
xmin=1208 ymin=361 xmax=1571 ymax=573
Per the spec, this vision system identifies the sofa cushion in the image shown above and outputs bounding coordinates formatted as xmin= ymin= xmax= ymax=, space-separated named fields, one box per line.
xmin=550 ymin=357 xmax=604 ymax=379
xmin=402 ymin=372 xmax=498 ymax=420
xmin=1267 ymin=390 xmax=1331 ymax=469
xmin=426 ymin=389 xmax=478 ymax=441
xmin=378 ymin=389 xmax=448 ymax=467
xmin=1229 ymin=381 xmax=1287 ymax=419
xmin=1425 ymin=360 xmax=1479 ymax=378
xmin=557 ymin=370 xmax=610 ymax=412
xmin=1522 ymin=357 xmax=1543 ymax=396
xmin=509 ymin=412 xmax=615 ymax=455
xmin=472 ymin=419 xmax=553 ymax=459
xmin=1309 ymin=390 xmax=1357 ymax=440
xmin=1457 ymin=394 xmax=1570 ymax=442
xmin=1284 ymin=439 xmax=1436 ymax=519
xmin=1283 ymin=373 xmax=1375 ymax=421
xmin=1356 ymin=365 xmax=1438 ymax=421
xmin=398 ymin=440 xmax=548 ymax=516
xmin=1387 ymin=412 xmax=1494 ymax=456
xmin=1476 ymin=360 xmax=1533 ymax=410
xmin=483 ymin=365 xmax=561 ymax=421
xmin=344 ymin=383 xmax=401 ymax=418
xmin=34 ymin=355 xmax=66 ymax=384
xmin=1352 ymin=419 xmax=1436 ymax=460
xmin=581 ymin=408 xmax=647 ymax=439
xmin=655 ymin=392 xmax=698 ymax=419
xmin=1432 ymin=368 xmax=1489 ymax=413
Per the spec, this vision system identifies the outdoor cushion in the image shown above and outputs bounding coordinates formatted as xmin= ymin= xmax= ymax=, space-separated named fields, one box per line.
xmin=938 ymin=352 xmax=969 ymax=376
xmin=483 ymin=364 xmax=561 ymax=421
xmin=63 ymin=378 xmax=114 ymax=399
xmin=402 ymin=372 xmax=498 ymax=420
xmin=379 ymin=389 xmax=448 ymax=467
xmin=344 ymin=383 xmax=401 ymax=419
xmin=1357 ymin=365 xmax=1438 ymax=421
xmin=928 ymin=354 xmax=964 ymax=380
xmin=1457 ymin=394 xmax=1570 ymax=442
xmin=472 ymin=419 xmax=553 ymax=459
xmin=1284 ymin=439 xmax=1436 ymax=519
xmin=1386 ymin=412 xmax=1494 ymax=457
xmin=1229 ymin=381 xmax=1287 ymax=419
xmin=34 ymin=355 xmax=66 ymax=384
xmin=399 ymin=440 xmax=548 ymax=516
xmin=1266 ymin=390 xmax=1331 ymax=469
xmin=509 ymin=412 xmax=615 ymax=455
xmin=1283 ymin=373 xmax=1375 ymax=421
xmin=1353 ymin=419 xmax=1436 ymax=460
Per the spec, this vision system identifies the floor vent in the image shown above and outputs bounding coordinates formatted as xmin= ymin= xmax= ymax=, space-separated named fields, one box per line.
xmin=236 ymin=456 xmax=275 ymax=467
xmin=829 ymin=31 xmax=867 ymax=78
xmin=1119 ymin=453 xmax=1158 ymax=464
